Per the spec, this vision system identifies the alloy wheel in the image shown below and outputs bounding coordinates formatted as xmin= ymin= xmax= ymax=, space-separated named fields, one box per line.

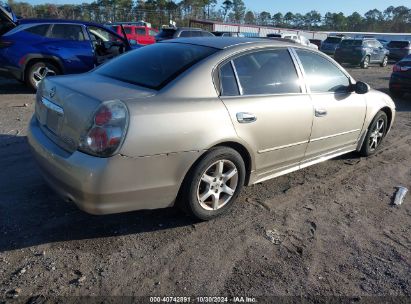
xmin=197 ymin=159 xmax=239 ymax=211
xmin=368 ymin=118 xmax=385 ymax=151
xmin=32 ymin=66 xmax=56 ymax=88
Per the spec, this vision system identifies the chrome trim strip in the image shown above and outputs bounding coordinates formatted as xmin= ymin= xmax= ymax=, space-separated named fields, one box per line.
xmin=258 ymin=140 xmax=309 ymax=154
xmin=41 ymin=97 xmax=63 ymax=116
xmin=230 ymin=60 xmax=244 ymax=96
xmin=310 ymin=129 xmax=360 ymax=142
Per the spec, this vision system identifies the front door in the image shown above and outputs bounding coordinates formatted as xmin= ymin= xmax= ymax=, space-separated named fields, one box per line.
xmin=219 ymin=48 xmax=314 ymax=182
xmin=46 ymin=24 xmax=94 ymax=73
xmin=293 ymin=48 xmax=367 ymax=163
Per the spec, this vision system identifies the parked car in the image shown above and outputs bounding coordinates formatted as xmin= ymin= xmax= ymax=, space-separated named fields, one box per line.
xmin=309 ymin=39 xmax=322 ymax=49
xmin=390 ymin=54 xmax=411 ymax=98
xmin=0 ymin=9 xmax=133 ymax=90
xmin=320 ymin=36 xmax=347 ymax=55
xmin=155 ymin=27 xmax=214 ymax=42
xmin=267 ymin=33 xmax=318 ymax=50
xmin=212 ymin=31 xmax=245 ymax=37
xmin=386 ymin=40 xmax=411 ymax=61
xmin=334 ymin=38 xmax=389 ymax=69
xmin=108 ymin=24 xmax=158 ymax=45
xmin=28 ymin=38 xmax=395 ymax=220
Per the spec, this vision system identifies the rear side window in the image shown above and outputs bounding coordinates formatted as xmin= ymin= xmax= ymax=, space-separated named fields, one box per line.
xmin=387 ymin=41 xmax=410 ymax=48
xmin=136 ymin=28 xmax=146 ymax=35
xmin=49 ymin=24 xmax=85 ymax=41
xmin=220 ymin=62 xmax=239 ymax=96
xmin=96 ymin=43 xmax=218 ymax=90
xmin=24 ymin=24 xmax=50 ymax=37
xmin=124 ymin=27 xmax=132 ymax=34
xmin=296 ymin=49 xmax=350 ymax=93
xmin=232 ymin=49 xmax=301 ymax=95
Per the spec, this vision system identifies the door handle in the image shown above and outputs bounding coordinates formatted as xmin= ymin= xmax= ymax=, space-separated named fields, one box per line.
xmin=315 ymin=109 xmax=327 ymax=117
xmin=236 ymin=112 xmax=257 ymax=123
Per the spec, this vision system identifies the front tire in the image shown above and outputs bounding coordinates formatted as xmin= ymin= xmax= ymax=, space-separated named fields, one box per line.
xmin=25 ymin=61 xmax=60 ymax=90
xmin=361 ymin=56 xmax=370 ymax=69
xmin=179 ymin=147 xmax=245 ymax=220
xmin=360 ymin=111 xmax=388 ymax=157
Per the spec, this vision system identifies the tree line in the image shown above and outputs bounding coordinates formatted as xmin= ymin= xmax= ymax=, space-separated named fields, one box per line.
xmin=2 ymin=0 xmax=411 ymax=32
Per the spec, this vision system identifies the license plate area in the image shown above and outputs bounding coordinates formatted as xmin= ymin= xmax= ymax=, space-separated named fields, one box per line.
xmin=38 ymin=97 xmax=64 ymax=135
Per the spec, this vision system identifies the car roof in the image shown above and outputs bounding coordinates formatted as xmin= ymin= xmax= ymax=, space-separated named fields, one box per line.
xmin=18 ymin=18 xmax=102 ymax=27
xmin=162 ymin=37 xmax=296 ymax=50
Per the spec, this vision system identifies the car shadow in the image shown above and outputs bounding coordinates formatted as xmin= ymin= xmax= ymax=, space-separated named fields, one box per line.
xmin=0 ymin=134 xmax=197 ymax=253
xmin=0 ymin=76 xmax=33 ymax=95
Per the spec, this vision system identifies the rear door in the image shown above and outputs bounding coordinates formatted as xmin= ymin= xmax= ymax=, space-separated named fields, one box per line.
xmin=46 ymin=24 xmax=94 ymax=73
xmin=0 ymin=6 xmax=17 ymax=36
xmin=219 ymin=48 xmax=314 ymax=182
xmin=294 ymin=48 xmax=366 ymax=163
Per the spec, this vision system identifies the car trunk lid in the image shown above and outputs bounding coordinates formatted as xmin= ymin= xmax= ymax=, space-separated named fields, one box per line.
xmin=35 ymin=74 xmax=156 ymax=153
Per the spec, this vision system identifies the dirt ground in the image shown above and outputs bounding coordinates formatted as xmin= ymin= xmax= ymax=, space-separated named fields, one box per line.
xmin=0 ymin=64 xmax=410 ymax=303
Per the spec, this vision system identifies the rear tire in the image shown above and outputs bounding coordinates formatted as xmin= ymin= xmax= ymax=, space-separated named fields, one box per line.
xmin=360 ymin=56 xmax=370 ymax=69
xmin=25 ymin=61 xmax=60 ymax=91
xmin=178 ymin=147 xmax=245 ymax=221
xmin=359 ymin=111 xmax=388 ymax=157
xmin=380 ymin=55 xmax=388 ymax=67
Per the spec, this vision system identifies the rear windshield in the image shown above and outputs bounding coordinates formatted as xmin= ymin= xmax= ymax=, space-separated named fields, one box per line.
xmin=387 ymin=41 xmax=410 ymax=48
xmin=324 ymin=37 xmax=342 ymax=44
xmin=96 ymin=43 xmax=218 ymax=90
xmin=156 ymin=29 xmax=176 ymax=38
xmin=340 ymin=40 xmax=363 ymax=47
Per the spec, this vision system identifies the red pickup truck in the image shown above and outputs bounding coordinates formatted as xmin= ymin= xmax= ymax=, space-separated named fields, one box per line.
xmin=109 ymin=25 xmax=158 ymax=45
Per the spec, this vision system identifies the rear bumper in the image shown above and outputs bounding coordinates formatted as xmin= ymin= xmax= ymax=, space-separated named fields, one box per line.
xmin=27 ymin=116 xmax=201 ymax=215
xmin=334 ymin=53 xmax=364 ymax=64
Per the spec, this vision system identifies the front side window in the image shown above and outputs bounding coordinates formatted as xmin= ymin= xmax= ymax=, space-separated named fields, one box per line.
xmin=49 ymin=24 xmax=84 ymax=41
xmin=295 ymin=49 xmax=350 ymax=93
xmin=96 ymin=43 xmax=218 ymax=90
xmin=124 ymin=27 xmax=132 ymax=34
xmin=231 ymin=49 xmax=301 ymax=95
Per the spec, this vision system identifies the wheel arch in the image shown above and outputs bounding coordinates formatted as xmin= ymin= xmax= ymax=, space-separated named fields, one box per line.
xmin=22 ymin=54 xmax=65 ymax=80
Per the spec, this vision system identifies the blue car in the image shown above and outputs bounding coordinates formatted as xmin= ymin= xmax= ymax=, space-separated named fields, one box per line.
xmin=0 ymin=6 xmax=136 ymax=89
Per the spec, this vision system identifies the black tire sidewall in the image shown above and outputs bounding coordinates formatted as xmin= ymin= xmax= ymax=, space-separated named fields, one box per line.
xmin=183 ymin=147 xmax=245 ymax=220
xmin=26 ymin=62 xmax=59 ymax=90
xmin=360 ymin=111 xmax=388 ymax=156
xmin=380 ymin=56 xmax=388 ymax=67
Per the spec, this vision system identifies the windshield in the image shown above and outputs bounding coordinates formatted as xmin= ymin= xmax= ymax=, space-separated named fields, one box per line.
xmin=96 ymin=43 xmax=218 ymax=90
xmin=324 ymin=37 xmax=342 ymax=44
xmin=387 ymin=41 xmax=410 ymax=48
xmin=340 ymin=40 xmax=363 ymax=47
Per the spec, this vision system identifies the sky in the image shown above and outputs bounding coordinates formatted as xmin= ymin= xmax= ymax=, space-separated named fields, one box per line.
xmin=18 ymin=0 xmax=411 ymax=16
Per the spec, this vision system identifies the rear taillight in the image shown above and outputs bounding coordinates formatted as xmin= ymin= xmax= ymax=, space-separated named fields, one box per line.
xmin=0 ymin=40 xmax=13 ymax=48
xmin=393 ymin=64 xmax=411 ymax=72
xmin=79 ymin=100 xmax=129 ymax=157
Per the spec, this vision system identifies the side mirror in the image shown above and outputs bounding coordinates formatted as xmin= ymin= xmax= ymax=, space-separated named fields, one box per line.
xmin=354 ymin=81 xmax=370 ymax=94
